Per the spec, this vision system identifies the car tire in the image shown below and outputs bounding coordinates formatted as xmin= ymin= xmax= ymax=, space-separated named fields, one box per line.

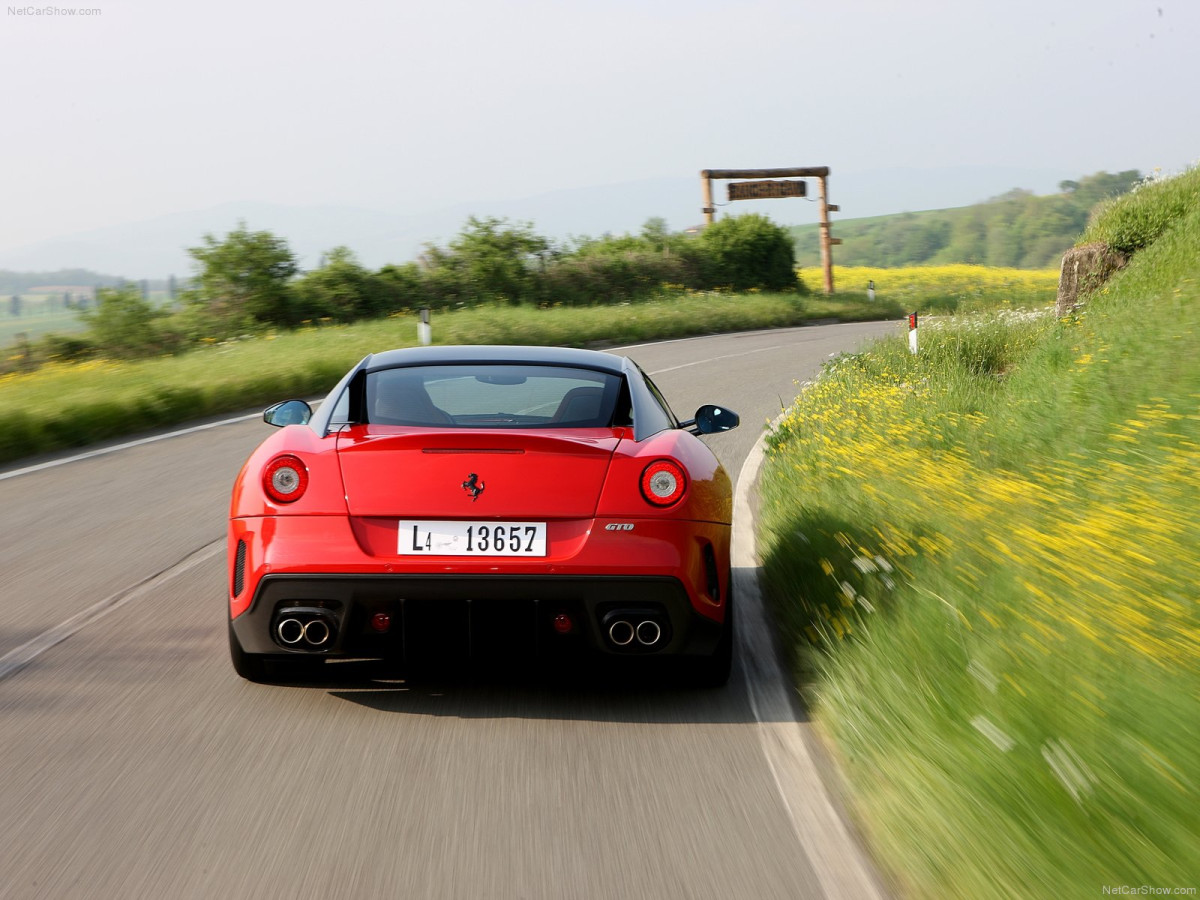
xmin=228 ymin=621 xmax=268 ymax=682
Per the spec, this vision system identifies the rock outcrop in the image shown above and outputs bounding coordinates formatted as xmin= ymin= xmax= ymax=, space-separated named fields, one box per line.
xmin=1055 ymin=242 xmax=1128 ymax=316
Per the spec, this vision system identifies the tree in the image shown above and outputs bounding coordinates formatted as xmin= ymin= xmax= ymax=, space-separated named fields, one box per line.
xmin=1072 ymin=170 xmax=1142 ymax=206
xmin=435 ymin=217 xmax=550 ymax=304
xmin=81 ymin=286 xmax=166 ymax=358
xmin=699 ymin=214 xmax=798 ymax=291
xmin=293 ymin=247 xmax=386 ymax=322
xmin=640 ymin=217 xmax=671 ymax=251
xmin=935 ymin=208 xmax=989 ymax=265
xmin=377 ymin=262 xmax=436 ymax=310
xmin=186 ymin=222 xmax=298 ymax=329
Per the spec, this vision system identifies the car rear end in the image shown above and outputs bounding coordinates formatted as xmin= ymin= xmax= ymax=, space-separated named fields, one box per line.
xmin=228 ymin=352 xmax=733 ymax=677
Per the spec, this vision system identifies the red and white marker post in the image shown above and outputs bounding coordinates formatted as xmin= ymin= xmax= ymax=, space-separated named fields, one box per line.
xmin=908 ymin=312 xmax=918 ymax=355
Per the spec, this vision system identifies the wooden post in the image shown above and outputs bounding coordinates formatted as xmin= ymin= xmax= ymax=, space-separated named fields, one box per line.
xmin=700 ymin=171 xmax=715 ymax=225
xmin=817 ymin=174 xmax=834 ymax=295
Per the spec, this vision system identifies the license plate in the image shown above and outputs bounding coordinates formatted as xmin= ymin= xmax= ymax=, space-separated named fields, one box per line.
xmin=397 ymin=520 xmax=547 ymax=556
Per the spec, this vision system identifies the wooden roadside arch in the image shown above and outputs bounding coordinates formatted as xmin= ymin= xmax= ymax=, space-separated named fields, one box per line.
xmin=701 ymin=167 xmax=838 ymax=294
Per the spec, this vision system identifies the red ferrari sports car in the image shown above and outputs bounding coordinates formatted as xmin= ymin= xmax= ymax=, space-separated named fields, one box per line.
xmin=227 ymin=345 xmax=739 ymax=684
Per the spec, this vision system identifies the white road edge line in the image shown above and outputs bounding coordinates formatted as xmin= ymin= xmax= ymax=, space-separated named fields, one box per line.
xmin=619 ymin=328 xmax=778 ymax=353
xmin=733 ymin=418 xmax=886 ymax=900
xmin=0 ymin=542 xmax=223 ymax=682
xmin=0 ymin=412 xmax=262 ymax=482
xmin=647 ymin=345 xmax=788 ymax=376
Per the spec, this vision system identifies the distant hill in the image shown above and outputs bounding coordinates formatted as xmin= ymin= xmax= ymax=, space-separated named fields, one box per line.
xmin=0 ymin=165 xmax=1077 ymax=279
xmin=0 ymin=268 xmax=128 ymax=296
xmin=791 ymin=170 xmax=1143 ymax=268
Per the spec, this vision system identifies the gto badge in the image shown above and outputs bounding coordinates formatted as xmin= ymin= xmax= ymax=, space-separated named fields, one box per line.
xmin=461 ymin=473 xmax=485 ymax=501
xmin=605 ymin=523 xmax=635 ymax=532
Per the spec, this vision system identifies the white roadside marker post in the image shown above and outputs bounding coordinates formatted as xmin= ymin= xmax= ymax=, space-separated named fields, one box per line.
xmin=867 ymin=279 xmax=875 ymax=302
xmin=908 ymin=312 xmax=918 ymax=355
xmin=418 ymin=307 xmax=432 ymax=346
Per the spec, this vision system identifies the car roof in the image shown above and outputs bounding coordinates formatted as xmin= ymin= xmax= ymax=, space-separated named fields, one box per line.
xmin=363 ymin=345 xmax=629 ymax=375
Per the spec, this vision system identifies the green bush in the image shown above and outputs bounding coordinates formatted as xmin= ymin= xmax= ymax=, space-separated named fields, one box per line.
xmin=699 ymin=214 xmax=801 ymax=292
xmin=39 ymin=333 xmax=97 ymax=362
xmin=377 ymin=262 xmax=436 ymax=312
xmin=425 ymin=216 xmax=549 ymax=305
xmin=540 ymin=250 xmax=695 ymax=306
xmin=81 ymin=286 xmax=175 ymax=359
xmin=293 ymin=247 xmax=387 ymax=322
xmin=185 ymin=222 xmax=299 ymax=330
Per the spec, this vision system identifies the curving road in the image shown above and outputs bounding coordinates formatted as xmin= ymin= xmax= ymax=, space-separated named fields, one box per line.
xmin=0 ymin=322 xmax=897 ymax=900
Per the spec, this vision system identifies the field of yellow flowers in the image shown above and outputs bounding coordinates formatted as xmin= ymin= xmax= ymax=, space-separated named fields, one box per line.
xmin=798 ymin=264 xmax=1059 ymax=313
xmin=763 ymin=173 xmax=1200 ymax=896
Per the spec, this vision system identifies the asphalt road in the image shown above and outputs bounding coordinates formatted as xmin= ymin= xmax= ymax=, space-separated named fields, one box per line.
xmin=0 ymin=321 xmax=898 ymax=900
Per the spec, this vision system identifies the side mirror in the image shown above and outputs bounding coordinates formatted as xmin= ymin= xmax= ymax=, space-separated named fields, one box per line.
xmin=690 ymin=404 xmax=739 ymax=435
xmin=264 ymin=399 xmax=313 ymax=427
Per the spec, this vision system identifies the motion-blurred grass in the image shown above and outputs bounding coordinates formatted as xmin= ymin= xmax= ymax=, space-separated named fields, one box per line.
xmin=761 ymin=168 xmax=1200 ymax=896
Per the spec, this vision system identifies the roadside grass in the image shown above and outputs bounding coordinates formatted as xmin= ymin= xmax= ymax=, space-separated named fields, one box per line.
xmin=1080 ymin=166 xmax=1200 ymax=253
xmin=761 ymin=178 xmax=1200 ymax=895
xmin=799 ymin=264 xmax=1059 ymax=314
xmin=0 ymin=289 xmax=905 ymax=465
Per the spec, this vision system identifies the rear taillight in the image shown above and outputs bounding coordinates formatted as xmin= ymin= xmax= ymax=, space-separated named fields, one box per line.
xmin=263 ymin=455 xmax=309 ymax=503
xmin=640 ymin=459 xmax=686 ymax=506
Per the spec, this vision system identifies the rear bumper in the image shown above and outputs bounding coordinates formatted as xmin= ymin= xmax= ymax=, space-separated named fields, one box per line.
xmin=229 ymin=573 xmax=727 ymax=662
xmin=229 ymin=514 xmax=731 ymax=622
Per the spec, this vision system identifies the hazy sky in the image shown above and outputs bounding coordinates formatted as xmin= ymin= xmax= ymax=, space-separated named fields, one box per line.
xmin=1 ymin=0 xmax=1196 ymax=251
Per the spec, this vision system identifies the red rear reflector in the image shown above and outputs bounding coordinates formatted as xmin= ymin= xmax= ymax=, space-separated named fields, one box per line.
xmin=553 ymin=613 xmax=573 ymax=634
xmin=370 ymin=612 xmax=392 ymax=633
xmin=641 ymin=460 xmax=686 ymax=506
xmin=262 ymin=455 xmax=309 ymax=503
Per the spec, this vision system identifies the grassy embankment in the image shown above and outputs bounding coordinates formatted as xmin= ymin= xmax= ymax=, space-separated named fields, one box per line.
xmin=760 ymin=170 xmax=1200 ymax=896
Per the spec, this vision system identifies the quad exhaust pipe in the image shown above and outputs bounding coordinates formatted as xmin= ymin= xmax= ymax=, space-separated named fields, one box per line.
xmin=608 ymin=619 xmax=636 ymax=646
xmin=275 ymin=608 xmax=337 ymax=649
xmin=635 ymin=619 xmax=661 ymax=646
xmin=606 ymin=616 xmax=664 ymax=648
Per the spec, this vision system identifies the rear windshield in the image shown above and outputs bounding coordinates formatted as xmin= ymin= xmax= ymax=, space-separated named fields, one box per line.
xmin=365 ymin=364 xmax=626 ymax=428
